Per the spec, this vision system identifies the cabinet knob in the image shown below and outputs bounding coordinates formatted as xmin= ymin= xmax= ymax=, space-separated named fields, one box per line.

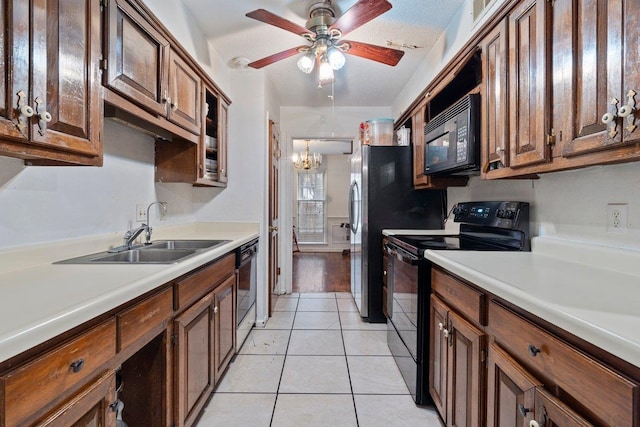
xmin=518 ymin=404 xmax=531 ymax=417
xmin=171 ymin=101 xmax=179 ymax=111
xmin=213 ymin=306 xmax=218 ymax=314
xmin=20 ymin=105 xmax=34 ymax=118
xmin=69 ymin=359 xmax=85 ymax=373
xmin=39 ymin=111 xmax=52 ymax=123
xmin=528 ymin=344 xmax=541 ymax=357
xmin=438 ymin=322 xmax=444 ymax=331
xmin=269 ymin=226 xmax=279 ymax=232
xmin=529 ymin=421 xmax=540 ymax=427
xmin=601 ymin=112 xmax=616 ymax=124
xmin=442 ymin=328 xmax=450 ymax=338
xmin=495 ymin=147 xmax=505 ymax=154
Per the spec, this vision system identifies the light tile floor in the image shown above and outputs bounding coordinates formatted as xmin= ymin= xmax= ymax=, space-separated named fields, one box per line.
xmin=195 ymin=292 xmax=444 ymax=427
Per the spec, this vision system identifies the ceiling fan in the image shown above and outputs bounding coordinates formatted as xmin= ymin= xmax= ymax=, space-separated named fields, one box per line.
xmin=245 ymin=0 xmax=405 ymax=78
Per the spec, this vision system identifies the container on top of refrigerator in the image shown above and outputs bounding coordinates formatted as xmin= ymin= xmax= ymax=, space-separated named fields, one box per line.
xmin=366 ymin=118 xmax=394 ymax=146
xmin=396 ymin=127 xmax=410 ymax=146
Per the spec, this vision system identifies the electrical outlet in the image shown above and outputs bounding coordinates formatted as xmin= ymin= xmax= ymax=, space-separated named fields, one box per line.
xmin=607 ymin=203 xmax=628 ymax=232
xmin=136 ymin=204 xmax=147 ymax=222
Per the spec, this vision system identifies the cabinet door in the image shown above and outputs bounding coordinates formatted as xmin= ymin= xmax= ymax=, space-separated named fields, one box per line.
xmin=447 ymin=309 xmax=485 ymax=427
xmin=556 ymin=0 xmax=621 ymax=156
xmin=532 ymin=388 xmax=593 ymax=427
xmin=486 ymin=342 xmax=541 ymax=427
xmin=412 ymin=104 xmax=429 ymax=187
xmin=214 ymin=274 xmax=236 ymax=383
xmin=217 ymin=100 xmax=229 ymax=183
xmin=174 ymin=292 xmax=215 ymax=427
xmin=0 ymin=1 xmax=29 ymax=143
xmin=481 ymin=19 xmax=509 ymax=175
xmin=104 ymin=0 xmax=169 ymax=117
xmin=29 ymin=0 xmax=102 ymax=158
xmin=167 ymin=49 xmax=201 ymax=135
xmin=508 ymin=0 xmax=551 ymax=168
xmin=429 ymin=294 xmax=449 ymax=420
xmin=37 ymin=371 xmax=117 ymax=427
xmin=621 ymin=0 xmax=640 ymax=144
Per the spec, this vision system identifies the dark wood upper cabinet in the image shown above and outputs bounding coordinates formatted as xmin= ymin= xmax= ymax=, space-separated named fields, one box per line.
xmin=508 ymin=0 xmax=551 ymax=168
xmin=0 ymin=0 xmax=103 ymax=165
xmin=104 ymin=0 xmax=169 ymax=117
xmin=104 ymin=0 xmax=209 ymax=136
xmin=167 ymin=49 xmax=201 ymax=135
xmin=480 ymin=19 xmax=509 ymax=177
xmin=558 ymin=0 xmax=640 ymax=157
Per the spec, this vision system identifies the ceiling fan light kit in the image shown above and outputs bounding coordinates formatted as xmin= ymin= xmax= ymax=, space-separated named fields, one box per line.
xmin=245 ymin=0 xmax=404 ymax=87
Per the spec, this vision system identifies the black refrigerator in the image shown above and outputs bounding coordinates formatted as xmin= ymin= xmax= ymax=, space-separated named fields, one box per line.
xmin=348 ymin=144 xmax=446 ymax=322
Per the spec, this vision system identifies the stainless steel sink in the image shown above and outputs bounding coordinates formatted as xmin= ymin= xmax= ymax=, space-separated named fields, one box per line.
xmin=55 ymin=239 xmax=231 ymax=264
xmin=90 ymin=249 xmax=196 ymax=263
xmin=145 ymin=240 xmax=229 ymax=250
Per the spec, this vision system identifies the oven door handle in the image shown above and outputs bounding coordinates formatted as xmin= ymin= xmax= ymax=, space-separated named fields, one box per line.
xmin=384 ymin=243 xmax=421 ymax=265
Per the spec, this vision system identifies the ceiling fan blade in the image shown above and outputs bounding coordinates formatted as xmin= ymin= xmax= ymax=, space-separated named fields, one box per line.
xmin=330 ymin=0 xmax=392 ymax=37
xmin=246 ymin=9 xmax=313 ymax=37
xmin=342 ymin=40 xmax=404 ymax=66
xmin=248 ymin=46 xmax=307 ymax=69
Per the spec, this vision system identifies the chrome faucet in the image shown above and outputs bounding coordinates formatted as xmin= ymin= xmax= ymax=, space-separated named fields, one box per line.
xmin=144 ymin=201 xmax=167 ymax=245
xmin=109 ymin=202 xmax=167 ymax=253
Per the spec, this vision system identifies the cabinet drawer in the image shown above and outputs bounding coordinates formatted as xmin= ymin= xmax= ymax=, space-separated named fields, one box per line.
xmin=0 ymin=319 xmax=116 ymax=427
xmin=118 ymin=287 xmax=173 ymax=351
xmin=489 ymin=301 xmax=639 ymax=427
xmin=432 ymin=268 xmax=485 ymax=325
xmin=175 ymin=252 xmax=235 ymax=311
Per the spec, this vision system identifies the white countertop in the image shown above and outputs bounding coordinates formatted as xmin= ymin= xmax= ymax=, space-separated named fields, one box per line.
xmin=0 ymin=222 xmax=259 ymax=363
xmin=424 ymin=236 xmax=640 ymax=367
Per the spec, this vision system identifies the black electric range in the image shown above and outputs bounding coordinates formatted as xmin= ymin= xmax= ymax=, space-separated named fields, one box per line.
xmin=384 ymin=201 xmax=530 ymax=405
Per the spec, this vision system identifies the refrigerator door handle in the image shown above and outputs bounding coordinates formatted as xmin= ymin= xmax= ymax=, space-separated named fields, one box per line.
xmin=351 ymin=181 xmax=360 ymax=234
xmin=348 ymin=182 xmax=354 ymax=233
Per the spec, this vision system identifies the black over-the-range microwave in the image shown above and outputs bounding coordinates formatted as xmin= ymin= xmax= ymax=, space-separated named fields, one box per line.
xmin=423 ymin=93 xmax=480 ymax=176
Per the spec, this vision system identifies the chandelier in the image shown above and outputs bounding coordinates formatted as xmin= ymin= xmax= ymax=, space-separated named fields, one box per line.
xmin=292 ymin=140 xmax=322 ymax=170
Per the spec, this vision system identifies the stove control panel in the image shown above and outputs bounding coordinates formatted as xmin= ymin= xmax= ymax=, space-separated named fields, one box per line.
xmin=453 ymin=201 xmax=529 ymax=229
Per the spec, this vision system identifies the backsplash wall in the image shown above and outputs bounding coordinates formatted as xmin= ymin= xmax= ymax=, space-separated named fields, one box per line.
xmin=0 ymin=120 xmax=196 ymax=249
xmin=447 ymin=161 xmax=640 ymax=251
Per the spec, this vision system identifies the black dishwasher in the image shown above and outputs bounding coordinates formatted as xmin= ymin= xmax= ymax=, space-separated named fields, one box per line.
xmin=236 ymin=238 xmax=258 ymax=349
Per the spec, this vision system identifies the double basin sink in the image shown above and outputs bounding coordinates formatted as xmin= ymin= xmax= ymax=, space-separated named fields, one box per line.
xmin=56 ymin=240 xmax=231 ymax=264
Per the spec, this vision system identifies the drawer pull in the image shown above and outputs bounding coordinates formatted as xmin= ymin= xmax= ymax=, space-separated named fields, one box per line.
xmin=69 ymin=359 xmax=85 ymax=373
xmin=528 ymin=344 xmax=541 ymax=357
xmin=518 ymin=404 xmax=531 ymax=417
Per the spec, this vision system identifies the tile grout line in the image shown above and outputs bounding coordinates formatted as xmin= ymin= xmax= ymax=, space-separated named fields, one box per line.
xmin=337 ymin=295 xmax=361 ymax=427
xmin=269 ymin=295 xmax=298 ymax=427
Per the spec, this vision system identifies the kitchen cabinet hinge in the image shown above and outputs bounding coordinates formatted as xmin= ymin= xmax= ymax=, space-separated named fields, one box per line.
xmin=546 ymin=129 xmax=556 ymax=146
xmin=277 ymin=267 xmax=281 ymax=276
xmin=481 ymin=350 xmax=487 ymax=363
xmin=100 ymin=58 xmax=108 ymax=71
xmin=99 ymin=0 xmax=105 ymax=12
xmin=170 ymin=333 xmax=177 ymax=346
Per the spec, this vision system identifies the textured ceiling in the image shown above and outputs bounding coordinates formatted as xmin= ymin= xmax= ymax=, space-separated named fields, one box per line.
xmin=181 ymin=0 xmax=466 ymax=107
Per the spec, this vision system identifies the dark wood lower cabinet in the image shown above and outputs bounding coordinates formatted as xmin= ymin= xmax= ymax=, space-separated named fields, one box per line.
xmin=532 ymin=388 xmax=593 ymax=427
xmin=429 ymin=294 xmax=485 ymax=427
xmin=174 ymin=291 xmax=215 ymax=427
xmin=486 ymin=342 xmax=541 ymax=427
xmin=214 ymin=275 xmax=236 ymax=383
xmin=37 ymin=371 xmax=117 ymax=427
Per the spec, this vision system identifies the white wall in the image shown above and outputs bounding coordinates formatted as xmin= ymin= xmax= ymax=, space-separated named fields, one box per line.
xmin=448 ymin=162 xmax=640 ymax=250
xmin=0 ymin=120 xmax=196 ymax=248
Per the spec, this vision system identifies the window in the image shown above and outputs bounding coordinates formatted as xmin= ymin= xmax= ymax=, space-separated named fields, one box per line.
xmin=296 ymin=171 xmax=326 ymax=243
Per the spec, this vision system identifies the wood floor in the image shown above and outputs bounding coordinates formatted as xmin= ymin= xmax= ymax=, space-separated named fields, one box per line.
xmin=292 ymin=252 xmax=350 ymax=293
